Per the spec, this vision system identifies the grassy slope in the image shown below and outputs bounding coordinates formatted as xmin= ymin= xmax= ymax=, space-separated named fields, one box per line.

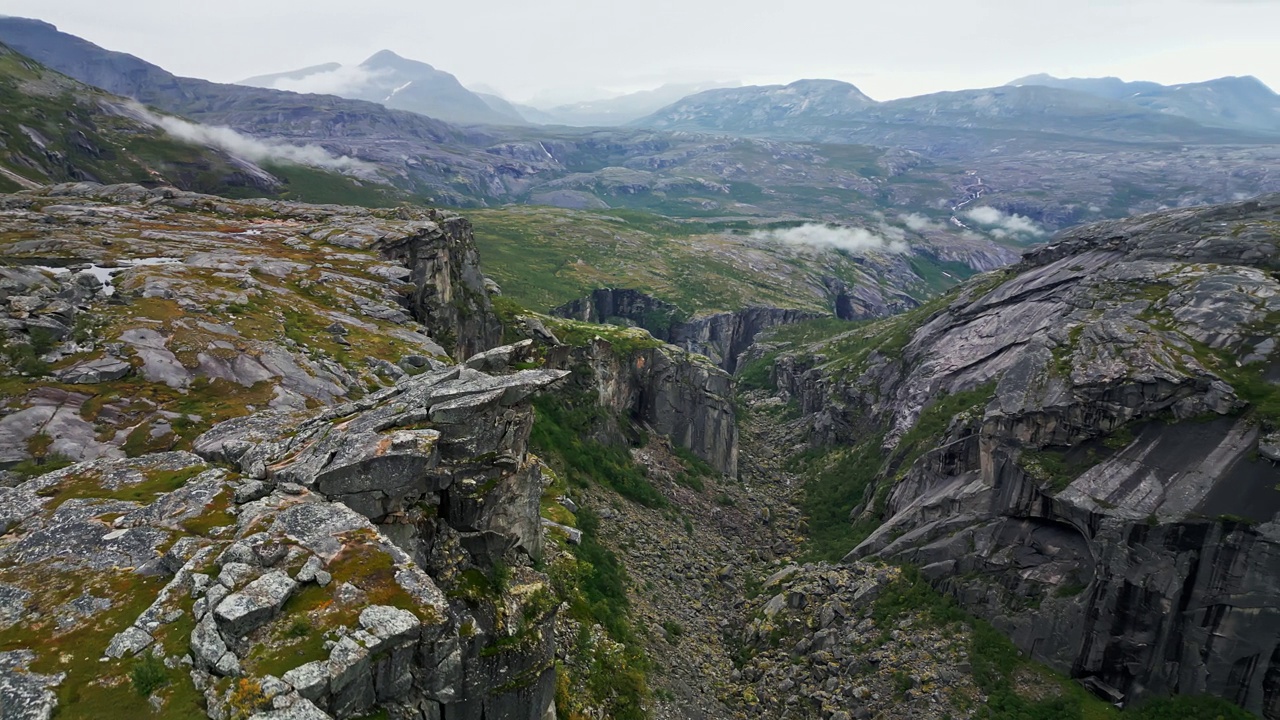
xmin=470 ymin=205 xmax=962 ymax=315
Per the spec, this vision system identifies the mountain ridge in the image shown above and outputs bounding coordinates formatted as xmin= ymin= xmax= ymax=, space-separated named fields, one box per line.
xmin=1006 ymin=72 xmax=1280 ymax=132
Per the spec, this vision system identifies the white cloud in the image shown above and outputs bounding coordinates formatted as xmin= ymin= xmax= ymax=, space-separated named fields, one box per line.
xmin=269 ymin=65 xmax=391 ymax=96
xmin=963 ymin=206 xmax=1046 ymax=239
xmin=750 ymin=223 xmax=909 ymax=254
xmin=900 ymin=213 xmax=944 ymax=232
xmin=126 ymin=103 xmax=376 ymax=175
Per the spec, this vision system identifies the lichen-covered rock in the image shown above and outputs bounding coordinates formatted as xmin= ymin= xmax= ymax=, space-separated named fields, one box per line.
xmin=1 ymin=344 xmax=565 ymax=719
xmin=213 ymin=571 xmax=297 ymax=638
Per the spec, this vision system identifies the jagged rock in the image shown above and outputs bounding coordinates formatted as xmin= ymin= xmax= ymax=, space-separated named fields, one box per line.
xmin=234 ymin=480 xmax=270 ymax=504
xmin=213 ymin=571 xmax=297 ymax=637
xmin=463 ymin=340 xmax=534 ymax=372
xmin=281 ymin=662 xmax=330 ymax=705
xmin=357 ymin=606 xmax=421 ymax=650
xmin=541 ymin=519 xmax=582 ymax=545
xmin=104 ymin=626 xmax=154 ymax=659
xmin=247 ymin=698 xmax=332 ymax=720
xmin=192 ymin=615 xmax=230 ymax=672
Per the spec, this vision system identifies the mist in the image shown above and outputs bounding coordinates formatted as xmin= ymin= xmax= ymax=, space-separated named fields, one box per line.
xmin=125 ymin=103 xmax=376 ymax=175
xmin=269 ymin=65 xmax=391 ymax=96
xmin=963 ymin=206 xmax=1046 ymax=239
xmin=900 ymin=213 xmax=945 ymax=233
xmin=751 ymin=224 xmax=910 ymax=254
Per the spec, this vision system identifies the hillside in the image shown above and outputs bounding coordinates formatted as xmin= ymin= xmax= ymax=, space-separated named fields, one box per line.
xmin=0 ymin=43 xmax=279 ymax=196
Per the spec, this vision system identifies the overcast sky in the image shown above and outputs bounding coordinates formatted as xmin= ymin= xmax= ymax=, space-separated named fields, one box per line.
xmin=3 ymin=0 xmax=1277 ymax=104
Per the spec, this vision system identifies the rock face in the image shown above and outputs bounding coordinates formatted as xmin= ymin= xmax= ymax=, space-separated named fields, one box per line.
xmin=769 ymin=194 xmax=1280 ymax=714
xmin=373 ymin=212 xmax=503 ymax=360
xmin=543 ymin=333 xmax=740 ymax=477
xmin=554 ymin=288 xmax=824 ymax=372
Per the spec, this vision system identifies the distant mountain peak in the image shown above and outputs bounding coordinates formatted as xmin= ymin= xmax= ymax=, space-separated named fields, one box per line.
xmin=361 ymin=49 xmax=435 ymax=73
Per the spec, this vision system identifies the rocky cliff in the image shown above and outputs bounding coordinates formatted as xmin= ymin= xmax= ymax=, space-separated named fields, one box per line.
xmin=763 ymin=194 xmax=1280 ymax=715
xmin=553 ymin=288 xmax=824 ymax=373
xmin=495 ymin=309 xmax=741 ymax=477
xmin=371 ymin=212 xmax=502 ymax=360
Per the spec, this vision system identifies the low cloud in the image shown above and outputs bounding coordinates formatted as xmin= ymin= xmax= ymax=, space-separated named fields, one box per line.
xmin=126 ymin=103 xmax=375 ymax=175
xmin=963 ymin=206 xmax=1046 ymax=239
xmin=751 ymin=223 xmax=909 ymax=254
xmin=900 ymin=213 xmax=944 ymax=233
xmin=269 ymin=65 xmax=390 ymax=96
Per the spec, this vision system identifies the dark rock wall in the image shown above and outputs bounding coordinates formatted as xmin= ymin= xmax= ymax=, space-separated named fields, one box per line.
xmin=376 ymin=212 xmax=503 ymax=360
xmin=766 ymin=195 xmax=1280 ymax=715
xmin=544 ymin=338 xmax=739 ymax=476
xmin=553 ymin=288 xmax=823 ymax=372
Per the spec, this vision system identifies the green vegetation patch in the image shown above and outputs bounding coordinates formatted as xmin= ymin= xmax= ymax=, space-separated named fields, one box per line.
xmin=550 ymin=508 xmax=650 ymax=720
xmin=530 ymin=394 xmax=666 ymax=508
xmin=36 ymin=464 xmax=208 ymax=511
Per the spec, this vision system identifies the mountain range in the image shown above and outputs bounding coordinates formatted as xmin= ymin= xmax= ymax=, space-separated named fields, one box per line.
xmin=0 ymin=41 xmax=280 ymax=196
xmin=1008 ymin=73 xmax=1280 ymax=132
xmin=635 ymin=76 xmax=1280 ymax=142
xmin=0 ymin=16 xmax=1276 ymax=246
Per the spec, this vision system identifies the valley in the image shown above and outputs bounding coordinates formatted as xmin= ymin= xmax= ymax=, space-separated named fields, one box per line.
xmin=0 ymin=9 xmax=1278 ymax=720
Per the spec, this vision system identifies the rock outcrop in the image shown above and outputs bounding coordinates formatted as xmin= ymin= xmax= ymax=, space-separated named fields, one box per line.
xmin=765 ymin=194 xmax=1280 ymax=715
xmin=372 ymin=213 xmax=502 ymax=360
xmin=538 ymin=328 xmax=740 ymax=477
xmin=0 ymin=184 xmax=509 ymax=472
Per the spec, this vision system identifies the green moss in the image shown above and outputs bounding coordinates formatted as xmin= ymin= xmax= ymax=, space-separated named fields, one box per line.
xmin=550 ymin=508 xmax=650 ymax=720
xmin=893 ymin=383 xmax=995 ymax=473
xmin=0 ymin=569 xmax=204 ymax=720
xmin=735 ymin=352 xmax=779 ymax=392
xmin=36 ymin=464 xmax=207 ymax=511
xmin=179 ymin=489 xmax=237 ymax=536
xmin=672 ymin=445 xmax=715 ymax=493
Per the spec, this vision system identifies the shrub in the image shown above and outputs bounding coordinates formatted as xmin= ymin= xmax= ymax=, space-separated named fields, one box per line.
xmin=130 ymin=654 xmax=169 ymax=697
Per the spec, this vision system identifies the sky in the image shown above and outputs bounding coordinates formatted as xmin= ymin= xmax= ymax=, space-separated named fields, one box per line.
xmin=2 ymin=0 xmax=1278 ymax=105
